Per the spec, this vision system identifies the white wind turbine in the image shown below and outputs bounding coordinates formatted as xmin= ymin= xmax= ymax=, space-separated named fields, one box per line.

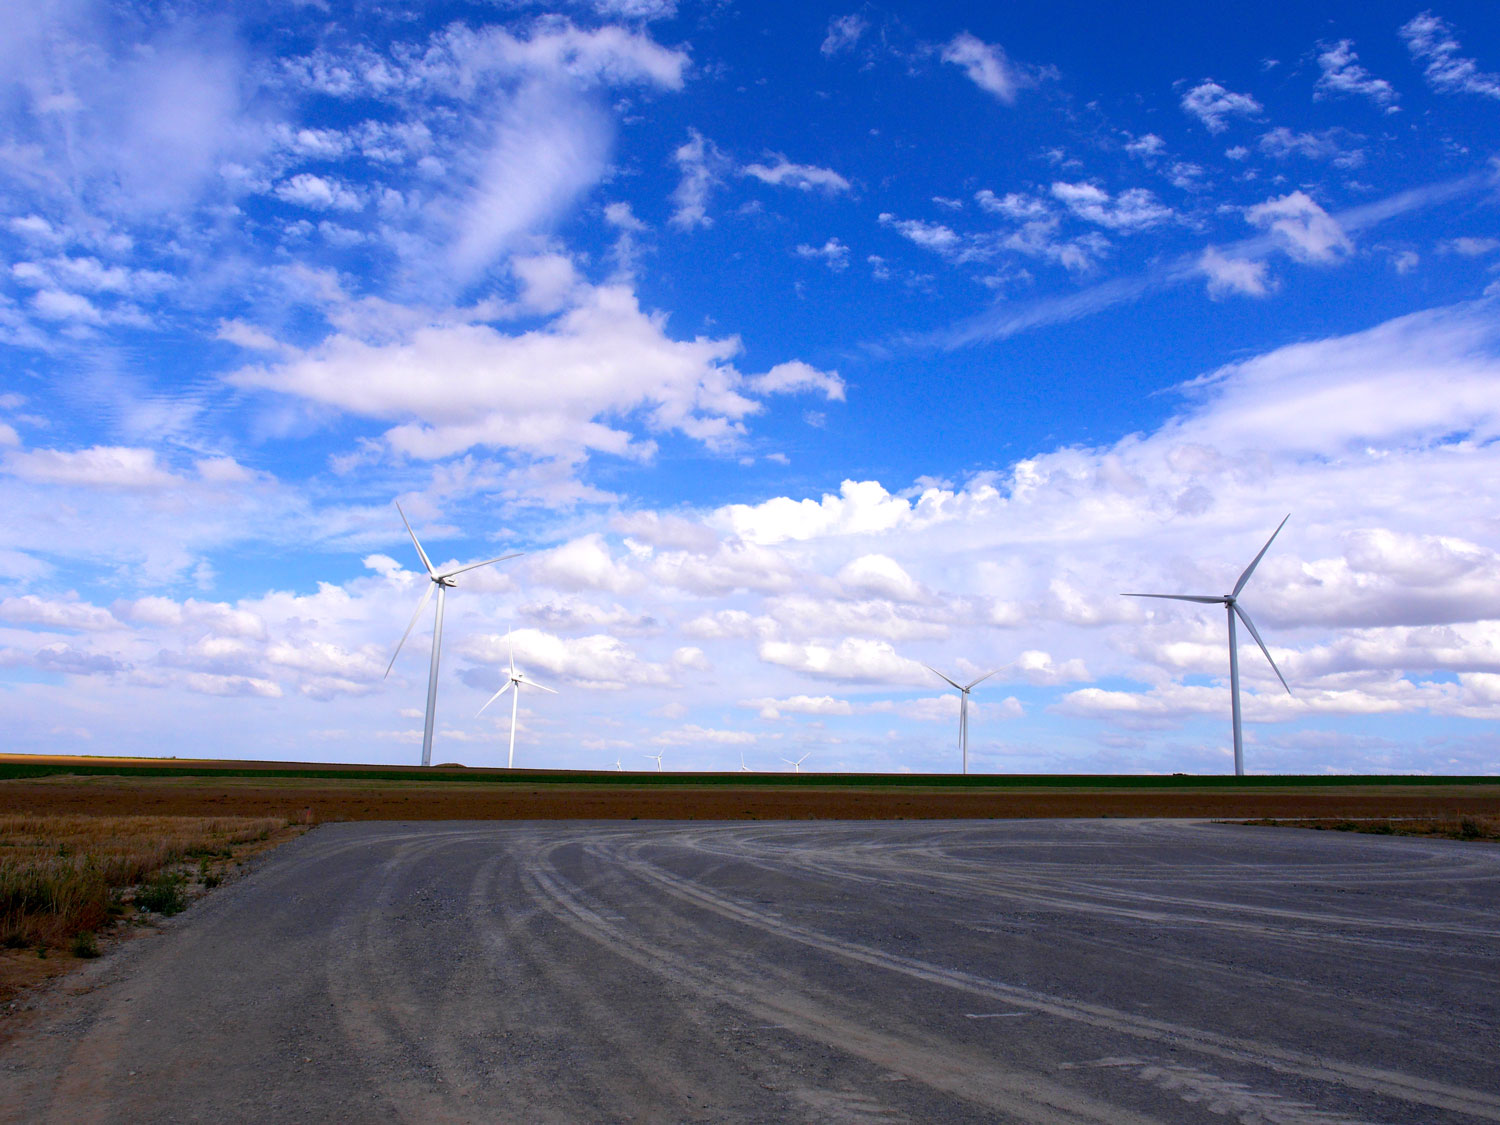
xmin=925 ymin=666 xmax=999 ymax=775
xmin=477 ymin=629 xmax=557 ymax=769
xmin=1124 ymin=515 xmax=1293 ymax=776
xmin=615 ymin=755 xmax=623 ymax=772
xmin=739 ymin=750 xmax=753 ymax=773
xmin=645 ymin=751 xmax=664 ymax=772
xmin=780 ymin=752 xmax=810 ymax=773
xmin=385 ymin=502 xmax=522 ymax=768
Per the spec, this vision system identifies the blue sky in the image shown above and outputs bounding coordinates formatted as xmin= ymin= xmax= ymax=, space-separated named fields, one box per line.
xmin=3 ymin=0 xmax=1500 ymax=773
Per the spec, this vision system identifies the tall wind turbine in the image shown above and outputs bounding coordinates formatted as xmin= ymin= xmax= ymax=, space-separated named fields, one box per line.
xmin=645 ymin=751 xmax=664 ymax=772
xmin=385 ymin=502 xmax=522 ymax=768
xmin=1124 ymin=515 xmax=1293 ymax=776
xmin=780 ymin=752 xmax=810 ymax=773
xmin=925 ymin=666 xmax=999 ymax=775
xmin=477 ymin=629 xmax=557 ymax=769
xmin=739 ymin=750 xmax=753 ymax=773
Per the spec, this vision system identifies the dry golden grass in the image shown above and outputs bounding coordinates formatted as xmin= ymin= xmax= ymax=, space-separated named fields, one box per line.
xmin=0 ymin=815 xmax=285 ymax=949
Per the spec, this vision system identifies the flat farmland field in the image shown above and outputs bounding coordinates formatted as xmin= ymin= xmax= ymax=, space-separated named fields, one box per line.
xmin=4 ymin=754 xmax=1500 ymax=822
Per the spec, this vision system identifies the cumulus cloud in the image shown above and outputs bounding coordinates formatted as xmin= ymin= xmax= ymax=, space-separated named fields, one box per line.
xmin=745 ymin=361 xmax=846 ymax=401
xmin=941 ymin=33 xmax=1024 ymax=104
xmin=821 ymin=15 xmax=867 ymax=57
xmin=1315 ymin=40 xmax=1398 ymax=107
xmin=1050 ymin=182 xmax=1173 ymax=231
xmin=1244 ymin=191 xmax=1352 ymax=264
xmin=669 ymin=128 xmax=726 ymax=230
xmin=795 ymin=238 xmax=850 ymax=271
xmin=1200 ymin=248 xmax=1274 ymax=299
xmin=1180 ymin=80 xmax=1262 ymax=133
xmin=1401 ymin=12 xmax=1500 ymax=100
xmin=742 ymin=155 xmax=851 ymax=194
xmin=758 ymin=636 xmax=928 ymax=684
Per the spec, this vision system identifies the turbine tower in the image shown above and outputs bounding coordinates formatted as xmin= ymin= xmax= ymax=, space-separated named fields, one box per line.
xmin=385 ymin=502 xmax=521 ymax=768
xmin=1124 ymin=515 xmax=1293 ymax=776
xmin=925 ymin=666 xmax=999 ymax=775
xmin=477 ymin=629 xmax=557 ymax=769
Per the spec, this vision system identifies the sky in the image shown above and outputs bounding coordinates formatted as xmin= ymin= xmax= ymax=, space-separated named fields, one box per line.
xmin=3 ymin=0 xmax=1500 ymax=775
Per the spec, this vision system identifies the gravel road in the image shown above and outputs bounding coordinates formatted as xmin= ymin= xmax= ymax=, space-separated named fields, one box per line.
xmin=3 ymin=819 xmax=1498 ymax=1123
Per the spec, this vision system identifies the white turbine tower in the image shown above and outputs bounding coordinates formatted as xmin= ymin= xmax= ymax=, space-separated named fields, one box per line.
xmin=780 ymin=752 xmax=810 ymax=773
xmin=615 ymin=755 xmax=623 ymax=772
xmin=1124 ymin=515 xmax=1293 ymax=776
xmin=385 ymin=502 xmax=522 ymax=768
xmin=925 ymin=666 xmax=999 ymax=775
xmin=645 ymin=751 xmax=664 ymax=772
xmin=739 ymin=750 xmax=753 ymax=773
xmin=477 ymin=629 xmax=557 ymax=769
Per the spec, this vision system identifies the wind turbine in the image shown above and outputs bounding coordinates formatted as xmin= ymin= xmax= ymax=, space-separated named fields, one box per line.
xmin=615 ymin=755 xmax=623 ymax=772
xmin=645 ymin=751 xmax=664 ymax=772
xmin=385 ymin=501 xmax=522 ymax=768
xmin=780 ymin=752 xmax=810 ymax=773
xmin=477 ymin=629 xmax=557 ymax=769
xmin=925 ymin=666 xmax=999 ymax=775
xmin=739 ymin=750 xmax=753 ymax=773
xmin=1124 ymin=515 xmax=1293 ymax=776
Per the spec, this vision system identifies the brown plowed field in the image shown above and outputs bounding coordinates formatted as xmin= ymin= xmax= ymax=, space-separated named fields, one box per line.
xmin=2 ymin=756 xmax=1498 ymax=822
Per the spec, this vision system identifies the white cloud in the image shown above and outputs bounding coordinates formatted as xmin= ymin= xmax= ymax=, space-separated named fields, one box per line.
xmin=1315 ymin=40 xmax=1398 ymax=107
xmin=274 ymin=173 xmax=363 ymax=212
xmin=758 ymin=637 xmax=928 ymax=684
xmin=743 ymin=694 xmax=853 ymax=719
xmin=821 ymin=15 xmax=867 ymax=57
xmin=463 ymin=627 xmax=672 ymax=690
xmin=1050 ymin=182 xmax=1172 ymax=231
xmin=975 ymin=190 xmax=1049 ymax=220
xmin=742 ymin=155 xmax=851 ymax=194
xmin=1180 ymin=80 xmax=1262 ymax=133
xmin=745 ymin=360 xmax=846 ymax=401
xmin=229 ymin=281 xmax=767 ymax=466
xmin=1402 ymin=13 xmax=1500 ymax=100
xmin=1440 ymin=237 xmax=1500 ymax=257
xmin=1244 ymin=191 xmax=1352 ymax=264
xmin=795 ymin=238 xmax=851 ymax=271
xmin=719 ymin=479 xmax=915 ymax=545
xmin=1257 ymin=127 xmax=1364 ymax=169
xmin=941 ymin=33 xmax=1022 ymax=104
xmin=1200 ymin=248 xmax=1274 ymax=299
xmin=835 ymin=554 xmax=924 ymax=602
xmin=0 ymin=595 xmax=122 ymax=632
xmin=4 ymin=446 xmax=181 ymax=489
xmin=669 ymin=128 xmax=725 ymax=230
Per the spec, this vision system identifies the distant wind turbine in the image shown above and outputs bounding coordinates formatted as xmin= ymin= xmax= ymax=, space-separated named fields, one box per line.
xmin=385 ymin=501 xmax=522 ymax=768
xmin=925 ymin=665 xmax=999 ymax=775
xmin=1124 ymin=515 xmax=1293 ymax=776
xmin=780 ymin=752 xmax=810 ymax=773
xmin=477 ymin=629 xmax=557 ymax=769
xmin=739 ymin=750 xmax=753 ymax=773
xmin=615 ymin=755 xmax=623 ymax=772
xmin=645 ymin=751 xmax=664 ymax=772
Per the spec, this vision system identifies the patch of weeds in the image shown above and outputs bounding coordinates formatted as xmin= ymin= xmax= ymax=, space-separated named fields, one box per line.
xmin=1459 ymin=816 xmax=1484 ymax=841
xmin=2 ymin=931 xmax=28 ymax=950
xmin=70 ymin=930 xmax=100 ymax=958
xmin=198 ymin=859 xmax=222 ymax=889
xmin=135 ymin=870 xmax=188 ymax=916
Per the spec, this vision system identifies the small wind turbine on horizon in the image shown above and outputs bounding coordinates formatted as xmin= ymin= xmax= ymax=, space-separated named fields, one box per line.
xmin=1123 ymin=515 xmax=1293 ymax=776
xmin=645 ymin=751 xmax=664 ymax=772
xmin=385 ymin=501 xmax=522 ymax=768
xmin=925 ymin=665 xmax=999 ymax=775
xmin=780 ymin=752 xmax=810 ymax=773
xmin=477 ymin=629 xmax=557 ymax=769
xmin=739 ymin=750 xmax=753 ymax=773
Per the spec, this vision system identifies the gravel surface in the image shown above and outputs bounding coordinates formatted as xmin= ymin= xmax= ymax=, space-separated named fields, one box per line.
xmin=3 ymin=819 xmax=1498 ymax=1123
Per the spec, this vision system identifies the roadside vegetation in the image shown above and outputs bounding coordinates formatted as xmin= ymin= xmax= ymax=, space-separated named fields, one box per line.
xmin=1245 ymin=815 xmax=1500 ymax=842
xmin=0 ymin=815 xmax=290 ymax=954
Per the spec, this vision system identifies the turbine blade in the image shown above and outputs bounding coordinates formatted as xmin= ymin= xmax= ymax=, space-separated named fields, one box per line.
xmin=964 ymin=669 xmax=1000 ymax=690
xmin=924 ymin=664 xmax=963 ymax=691
xmin=508 ymin=627 xmax=515 ymax=677
xmin=384 ymin=582 xmax=435 ymax=677
xmin=476 ymin=680 xmax=512 ymax=716
xmin=438 ymin=551 xmax=524 ymax=580
xmin=1123 ymin=593 xmax=1226 ymax=604
xmin=395 ymin=501 xmax=436 ymax=577
xmin=1233 ymin=603 xmax=1291 ymax=695
xmin=527 ymin=679 xmax=558 ymax=694
xmin=1233 ymin=514 xmax=1290 ymax=597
